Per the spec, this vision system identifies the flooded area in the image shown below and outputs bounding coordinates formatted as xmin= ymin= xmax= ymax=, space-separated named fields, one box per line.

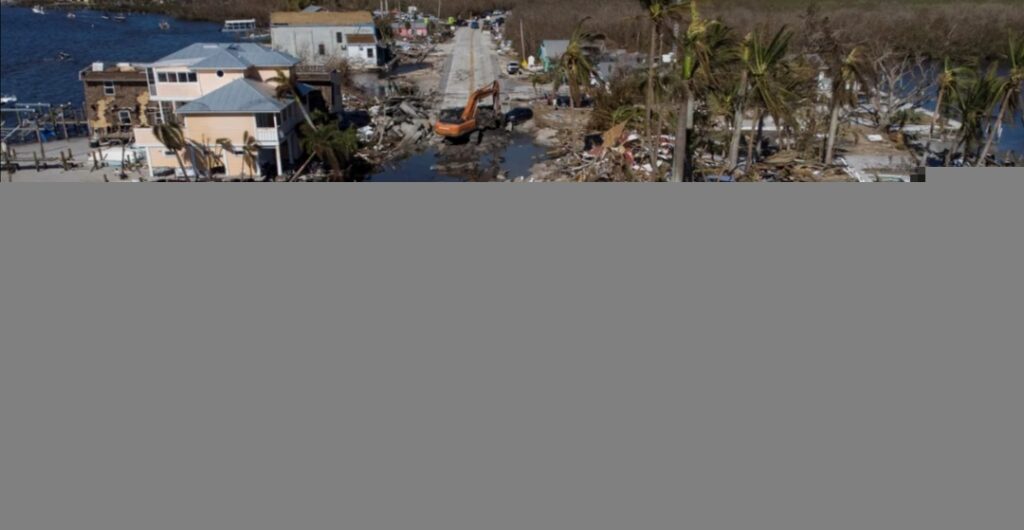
xmin=366 ymin=133 xmax=547 ymax=182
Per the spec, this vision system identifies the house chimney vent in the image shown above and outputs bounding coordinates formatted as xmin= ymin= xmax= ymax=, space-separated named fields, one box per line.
xmin=92 ymin=62 xmax=104 ymax=72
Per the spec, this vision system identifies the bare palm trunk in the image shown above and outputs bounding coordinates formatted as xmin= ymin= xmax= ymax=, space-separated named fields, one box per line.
xmin=929 ymin=85 xmax=945 ymax=139
xmin=655 ymin=39 xmax=664 ymax=144
xmin=296 ymin=98 xmax=317 ymax=129
xmin=172 ymin=152 xmax=191 ymax=182
xmin=671 ymin=86 xmax=690 ymax=182
xmin=289 ymin=153 xmax=318 ymax=181
xmin=977 ymin=92 xmax=1010 ymax=166
xmin=824 ymin=102 xmax=841 ymax=165
xmin=646 ymin=25 xmax=658 ymax=141
xmin=119 ymin=141 xmax=128 ymax=179
xmin=946 ymin=132 xmax=967 ymax=166
xmin=745 ymin=108 xmax=763 ymax=174
xmin=727 ymin=69 xmax=748 ymax=171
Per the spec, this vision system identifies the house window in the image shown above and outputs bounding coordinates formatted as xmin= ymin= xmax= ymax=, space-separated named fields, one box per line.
xmin=118 ymin=110 xmax=132 ymax=125
xmin=255 ymin=113 xmax=275 ymax=128
xmin=318 ymin=44 xmax=326 ymax=56
xmin=336 ymin=32 xmax=344 ymax=43
xmin=165 ymin=73 xmax=177 ymax=83
xmin=176 ymin=72 xmax=192 ymax=83
xmin=188 ymin=72 xmax=197 ymax=83
xmin=366 ymin=47 xmax=375 ymax=59
xmin=157 ymin=72 xmax=168 ymax=82
xmin=146 ymin=68 xmax=157 ymax=96
xmin=103 ymin=81 xmax=116 ymax=96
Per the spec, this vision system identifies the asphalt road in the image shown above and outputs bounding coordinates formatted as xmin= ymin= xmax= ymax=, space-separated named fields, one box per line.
xmin=439 ymin=27 xmax=500 ymax=109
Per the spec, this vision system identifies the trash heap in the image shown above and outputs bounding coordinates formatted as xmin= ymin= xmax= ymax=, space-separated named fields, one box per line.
xmin=358 ymin=95 xmax=440 ymax=164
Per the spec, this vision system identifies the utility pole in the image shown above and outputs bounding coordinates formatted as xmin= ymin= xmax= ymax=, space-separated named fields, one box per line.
xmin=438 ymin=0 xmax=442 ymax=19
xmin=519 ymin=19 xmax=526 ymax=63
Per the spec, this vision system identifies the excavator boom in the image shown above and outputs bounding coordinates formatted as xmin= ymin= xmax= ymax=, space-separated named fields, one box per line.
xmin=434 ymin=81 xmax=503 ymax=138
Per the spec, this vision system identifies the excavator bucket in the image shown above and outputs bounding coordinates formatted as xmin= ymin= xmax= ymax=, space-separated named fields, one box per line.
xmin=434 ymin=81 xmax=502 ymax=138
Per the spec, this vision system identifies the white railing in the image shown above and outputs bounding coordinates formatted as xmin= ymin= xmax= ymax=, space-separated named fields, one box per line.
xmin=255 ymin=128 xmax=281 ymax=144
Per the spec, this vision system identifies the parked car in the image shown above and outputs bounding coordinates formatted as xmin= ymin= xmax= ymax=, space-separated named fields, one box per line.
xmin=506 ymin=62 xmax=520 ymax=75
xmin=470 ymin=21 xmax=479 ymax=29
xmin=505 ymin=107 xmax=533 ymax=125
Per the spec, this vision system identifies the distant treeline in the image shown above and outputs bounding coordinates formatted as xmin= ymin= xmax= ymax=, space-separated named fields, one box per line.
xmin=25 ymin=0 xmax=1024 ymax=58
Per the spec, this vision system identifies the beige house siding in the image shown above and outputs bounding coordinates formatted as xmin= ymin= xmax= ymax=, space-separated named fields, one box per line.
xmin=184 ymin=115 xmax=258 ymax=145
xmin=195 ymin=70 xmax=247 ymax=95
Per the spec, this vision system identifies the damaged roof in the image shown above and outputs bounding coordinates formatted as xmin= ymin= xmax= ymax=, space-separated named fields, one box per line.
xmin=271 ymin=11 xmax=375 ymax=26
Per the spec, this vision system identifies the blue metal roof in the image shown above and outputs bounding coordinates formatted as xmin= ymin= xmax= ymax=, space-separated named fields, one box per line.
xmin=153 ymin=43 xmax=298 ymax=70
xmin=176 ymin=79 xmax=291 ymax=114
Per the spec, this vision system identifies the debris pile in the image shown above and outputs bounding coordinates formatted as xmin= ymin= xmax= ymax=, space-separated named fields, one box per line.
xmin=359 ymin=95 xmax=439 ymax=163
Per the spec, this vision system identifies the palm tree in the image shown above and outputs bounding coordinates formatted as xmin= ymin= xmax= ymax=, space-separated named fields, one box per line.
xmin=298 ymin=122 xmax=358 ymax=181
xmin=268 ymin=69 xmax=317 ymax=129
xmin=731 ymin=28 xmax=794 ymax=173
xmin=946 ymin=65 xmax=1004 ymax=166
xmin=552 ymin=18 xmax=602 ymax=109
xmin=152 ymin=120 xmax=192 ymax=181
xmin=930 ymin=57 xmax=973 ymax=139
xmin=216 ymin=131 xmax=260 ymax=180
xmin=977 ymin=34 xmax=1024 ymax=165
xmin=636 ymin=0 xmax=690 ymax=139
xmin=823 ymin=46 xmax=874 ymax=165
xmin=725 ymin=33 xmax=753 ymax=171
xmin=669 ymin=2 xmax=732 ymax=181
xmin=529 ymin=71 xmax=552 ymax=97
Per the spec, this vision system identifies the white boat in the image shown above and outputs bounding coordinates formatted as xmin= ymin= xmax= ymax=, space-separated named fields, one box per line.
xmin=159 ymin=20 xmax=170 ymax=30
xmin=222 ymin=18 xmax=257 ymax=33
xmin=1 ymin=95 xmax=18 ymax=105
xmin=32 ymin=5 xmax=46 ymax=15
xmin=112 ymin=14 xmax=127 ymax=22
xmin=240 ymin=32 xmax=271 ymax=42
xmin=67 ymin=12 xmax=76 ymax=20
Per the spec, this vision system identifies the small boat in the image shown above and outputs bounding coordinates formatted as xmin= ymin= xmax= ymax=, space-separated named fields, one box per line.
xmin=67 ymin=12 xmax=77 ymax=20
xmin=222 ymin=18 xmax=257 ymax=33
xmin=112 ymin=14 xmax=127 ymax=22
xmin=240 ymin=32 xmax=271 ymax=42
xmin=1 ymin=94 xmax=18 ymax=105
xmin=32 ymin=5 xmax=46 ymax=15
xmin=56 ymin=51 xmax=72 ymax=61
xmin=159 ymin=20 xmax=170 ymax=31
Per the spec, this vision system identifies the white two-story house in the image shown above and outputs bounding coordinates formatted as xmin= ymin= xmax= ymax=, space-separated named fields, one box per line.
xmin=270 ymin=11 xmax=384 ymax=69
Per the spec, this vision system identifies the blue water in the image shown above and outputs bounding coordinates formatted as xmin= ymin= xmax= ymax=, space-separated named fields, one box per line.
xmin=368 ymin=135 xmax=547 ymax=181
xmin=0 ymin=5 xmax=233 ymax=105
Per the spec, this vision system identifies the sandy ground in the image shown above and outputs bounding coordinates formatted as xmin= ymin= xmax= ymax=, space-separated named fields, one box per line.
xmin=2 ymin=137 xmax=140 ymax=183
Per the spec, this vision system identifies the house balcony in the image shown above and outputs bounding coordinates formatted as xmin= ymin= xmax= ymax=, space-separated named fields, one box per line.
xmin=254 ymin=127 xmax=283 ymax=145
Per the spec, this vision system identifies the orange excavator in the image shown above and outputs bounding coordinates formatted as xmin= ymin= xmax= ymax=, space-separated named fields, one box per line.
xmin=434 ymin=80 xmax=505 ymax=139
